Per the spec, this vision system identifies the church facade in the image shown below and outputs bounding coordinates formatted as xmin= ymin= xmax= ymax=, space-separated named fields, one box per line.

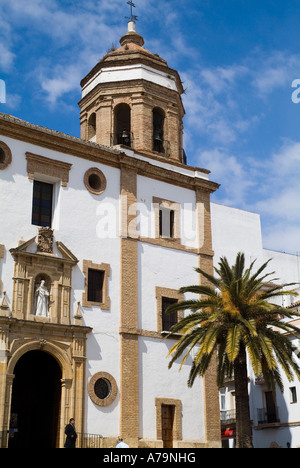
xmin=0 ymin=22 xmax=221 ymax=448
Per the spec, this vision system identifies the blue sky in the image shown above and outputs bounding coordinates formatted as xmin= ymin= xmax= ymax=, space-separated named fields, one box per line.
xmin=1 ymin=0 xmax=300 ymax=255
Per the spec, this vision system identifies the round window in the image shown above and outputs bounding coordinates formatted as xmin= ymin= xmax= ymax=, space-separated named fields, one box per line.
xmin=0 ymin=141 xmax=12 ymax=170
xmin=0 ymin=148 xmax=5 ymax=164
xmin=84 ymin=168 xmax=106 ymax=195
xmin=88 ymin=372 xmax=117 ymax=407
xmin=94 ymin=378 xmax=111 ymax=400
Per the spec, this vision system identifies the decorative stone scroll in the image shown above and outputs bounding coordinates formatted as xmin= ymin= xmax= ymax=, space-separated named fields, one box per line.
xmin=37 ymin=227 xmax=54 ymax=254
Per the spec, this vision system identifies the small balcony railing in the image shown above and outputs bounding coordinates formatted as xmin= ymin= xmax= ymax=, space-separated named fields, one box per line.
xmin=77 ymin=432 xmax=103 ymax=448
xmin=220 ymin=409 xmax=236 ymax=424
xmin=257 ymin=407 xmax=280 ymax=425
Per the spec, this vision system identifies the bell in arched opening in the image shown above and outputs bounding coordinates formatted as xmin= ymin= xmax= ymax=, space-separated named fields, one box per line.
xmin=114 ymin=103 xmax=131 ymax=147
xmin=152 ymin=107 xmax=165 ymax=153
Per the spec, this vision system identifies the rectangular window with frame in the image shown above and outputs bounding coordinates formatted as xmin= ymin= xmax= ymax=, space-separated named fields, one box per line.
xmin=162 ymin=296 xmax=178 ymax=331
xmin=31 ymin=180 xmax=53 ymax=227
xmin=159 ymin=208 xmax=175 ymax=238
xmin=290 ymin=386 xmax=297 ymax=404
xmin=87 ymin=269 xmax=105 ymax=303
xmin=153 ymin=197 xmax=180 ymax=243
xmin=82 ymin=260 xmax=110 ymax=310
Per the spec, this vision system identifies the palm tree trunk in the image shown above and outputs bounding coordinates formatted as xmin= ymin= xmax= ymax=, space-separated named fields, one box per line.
xmin=234 ymin=345 xmax=253 ymax=448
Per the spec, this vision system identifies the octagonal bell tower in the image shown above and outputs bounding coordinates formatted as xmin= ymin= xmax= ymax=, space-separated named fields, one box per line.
xmin=79 ymin=20 xmax=186 ymax=163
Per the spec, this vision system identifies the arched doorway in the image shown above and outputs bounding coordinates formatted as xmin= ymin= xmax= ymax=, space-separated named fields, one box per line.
xmin=8 ymin=350 xmax=62 ymax=448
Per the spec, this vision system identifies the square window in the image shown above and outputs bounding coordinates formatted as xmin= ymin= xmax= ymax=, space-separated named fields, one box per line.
xmin=290 ymin=386 xmax=297 ymax=404
xmin=87 ymin=269 xmax=105 ymax=303
xmin=31 ymin=180 xmax=53 ymax=227
xmin=159 ymin=208 xmax=175 ymax=238
xmin=82 ymin=260 xmax=110 ymax=309
xmin=153 ymin=197 xmax=180 ymax=243
xmin=162 ymin=296 xmax=178 ymax=331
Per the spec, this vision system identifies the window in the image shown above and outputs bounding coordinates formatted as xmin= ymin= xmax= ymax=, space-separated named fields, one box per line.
xmin=114 ymin=103 xmax=131 ymax=147
xmin=0 ymin=140 xmax=12 ymax=170
xmin=159 ymin=207 xmax=175 ymax=238
xmin=152 ymin=107 xmax=165 ymax=153
xmin=88 ymin=371 xmax=118 ymax=407
xmin=153 ymin=197 xmax=180 ymax=243
xmin=31 ymin=180 xmax=53 ymax=227
xmin=162 ymin=296 xmax=178 ymax=331
xmin=87 ymin=269 xmax=105 ymax=303
xmin=88 ymin=113 xmax=96 ymax=140
xmin=156 ymin=287 xmax=183 ymax=334
xmin=82 ymin=260 xmax=110 ymax=309
xmin=84 ymin=167 xmax=107 ymax=195
xmin=94 ymin=377 xmax=111 ymax=400
xmin=290 ymin=386 xmax=297 ymax=403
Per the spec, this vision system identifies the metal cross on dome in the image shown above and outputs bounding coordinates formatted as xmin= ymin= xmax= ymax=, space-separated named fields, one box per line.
xmin=126 ymin=1 xmax=138 ymax=22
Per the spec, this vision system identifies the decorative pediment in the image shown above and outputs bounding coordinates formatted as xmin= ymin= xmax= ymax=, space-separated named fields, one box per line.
xmin=9 ymin=228 xmax=79 ymax=324
xmin=10 ymin=228 xmax=78 ymax=265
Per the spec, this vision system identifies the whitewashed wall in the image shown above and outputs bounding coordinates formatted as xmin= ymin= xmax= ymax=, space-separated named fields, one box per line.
xmin=0 ymin=134 xmax=122 ymax=436
xmin=212 ymin=202 xmax=300 ymax=448
xmin=137 ymin=174 xmax=198 ymax=248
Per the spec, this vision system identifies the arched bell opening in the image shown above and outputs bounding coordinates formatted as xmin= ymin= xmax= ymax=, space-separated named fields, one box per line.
xmin=152 ymin=107 xmax=165 ymax=154
xmin=88 ymin=112 xmax=96 ymax=140
xmin=114 ymin=103 xmax=131 ymax=147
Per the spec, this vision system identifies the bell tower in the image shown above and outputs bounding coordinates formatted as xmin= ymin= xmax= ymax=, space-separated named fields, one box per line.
xmin=79 ymin=20 xmax=186 ymax=163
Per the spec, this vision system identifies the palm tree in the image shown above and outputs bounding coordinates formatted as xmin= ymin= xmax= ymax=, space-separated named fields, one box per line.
xmin=167 ymin=252 xmax=300 ymax=448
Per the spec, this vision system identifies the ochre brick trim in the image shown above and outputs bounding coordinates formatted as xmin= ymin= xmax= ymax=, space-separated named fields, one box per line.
xmin=0 ymin=140 xmax=12 ymax=170
xmin=119 ymin=165 xmax=139 ymax=440
xmin=84 ymin=167 xmax=107 ymax=195
xmin=152 ymin=196 xmax=181 ymax=245
xmin=88 ymin=371 xmax=118 ymax=407
xmin=82 ymin=260 xmax=110 ymax=310
xmin=155 ymin=397 xmax=182 ymax=441
xmin=155 ymin=286 xmax=184 ymax=333
xmin=26 ymin=152 xmax=72 ymax=187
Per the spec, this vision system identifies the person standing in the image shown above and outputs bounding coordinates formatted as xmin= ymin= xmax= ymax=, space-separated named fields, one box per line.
xmin=64 ymin=418 xmax=77 ymax=448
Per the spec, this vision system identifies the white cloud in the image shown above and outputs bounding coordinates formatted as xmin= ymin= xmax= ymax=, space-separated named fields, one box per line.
xmin=250 ymin=51 xmax=300 ymax=96
xmin=254 ymin=141 xmax=300 ymax=223
xmin=198 ymin=148 xmax=255 ymax=206
xmin=200 ymin=140 xmax=300 ymax=254
xmin=0 ymin=44 xmax=15 ymax=72
xmin=0 ymin=0 xmax=124 ymax=104
xmin=40 ymin=66 xmax=81 ymax=105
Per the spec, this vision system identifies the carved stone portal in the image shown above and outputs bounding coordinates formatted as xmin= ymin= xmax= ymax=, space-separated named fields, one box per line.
xmin=9 ymin=229 xmax=79 ymax=325
xmin=0 ymin=228 xmax=92 ymax=448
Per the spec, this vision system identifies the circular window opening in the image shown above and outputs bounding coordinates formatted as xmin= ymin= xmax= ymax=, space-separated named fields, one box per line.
xmin=88 ymin=371 xmax=117 ymax=407
xmin=0 ymin=141 xmax=12 ymax=170
xmin=84 ymin=168 xmax=106 ymax=195
xmin=94 ymin=377 xmax=111 ymax=400
xmin=0 ymin=148 xmax=5 ymax=164
xmin=88 ymin=173 xmax=101 ymax=191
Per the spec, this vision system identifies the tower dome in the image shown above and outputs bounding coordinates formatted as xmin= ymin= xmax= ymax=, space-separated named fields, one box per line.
xmin=79 ymin=21 xmax=186 ymax=163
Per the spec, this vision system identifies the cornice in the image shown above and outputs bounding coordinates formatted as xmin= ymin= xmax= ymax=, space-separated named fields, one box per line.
xmin=80 ymin=51 xmax=183 ymax=95
xmin=0 ymin=112 xmax=219 ymax=194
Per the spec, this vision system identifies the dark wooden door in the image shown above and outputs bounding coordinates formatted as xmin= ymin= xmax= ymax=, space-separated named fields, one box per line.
xmin=161 ymin=404 xmax=174 ymax=448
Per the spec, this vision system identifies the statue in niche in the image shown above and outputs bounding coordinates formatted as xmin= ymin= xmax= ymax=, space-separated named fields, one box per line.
xmin=34 ymin=279 xmax=50 ymax=317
